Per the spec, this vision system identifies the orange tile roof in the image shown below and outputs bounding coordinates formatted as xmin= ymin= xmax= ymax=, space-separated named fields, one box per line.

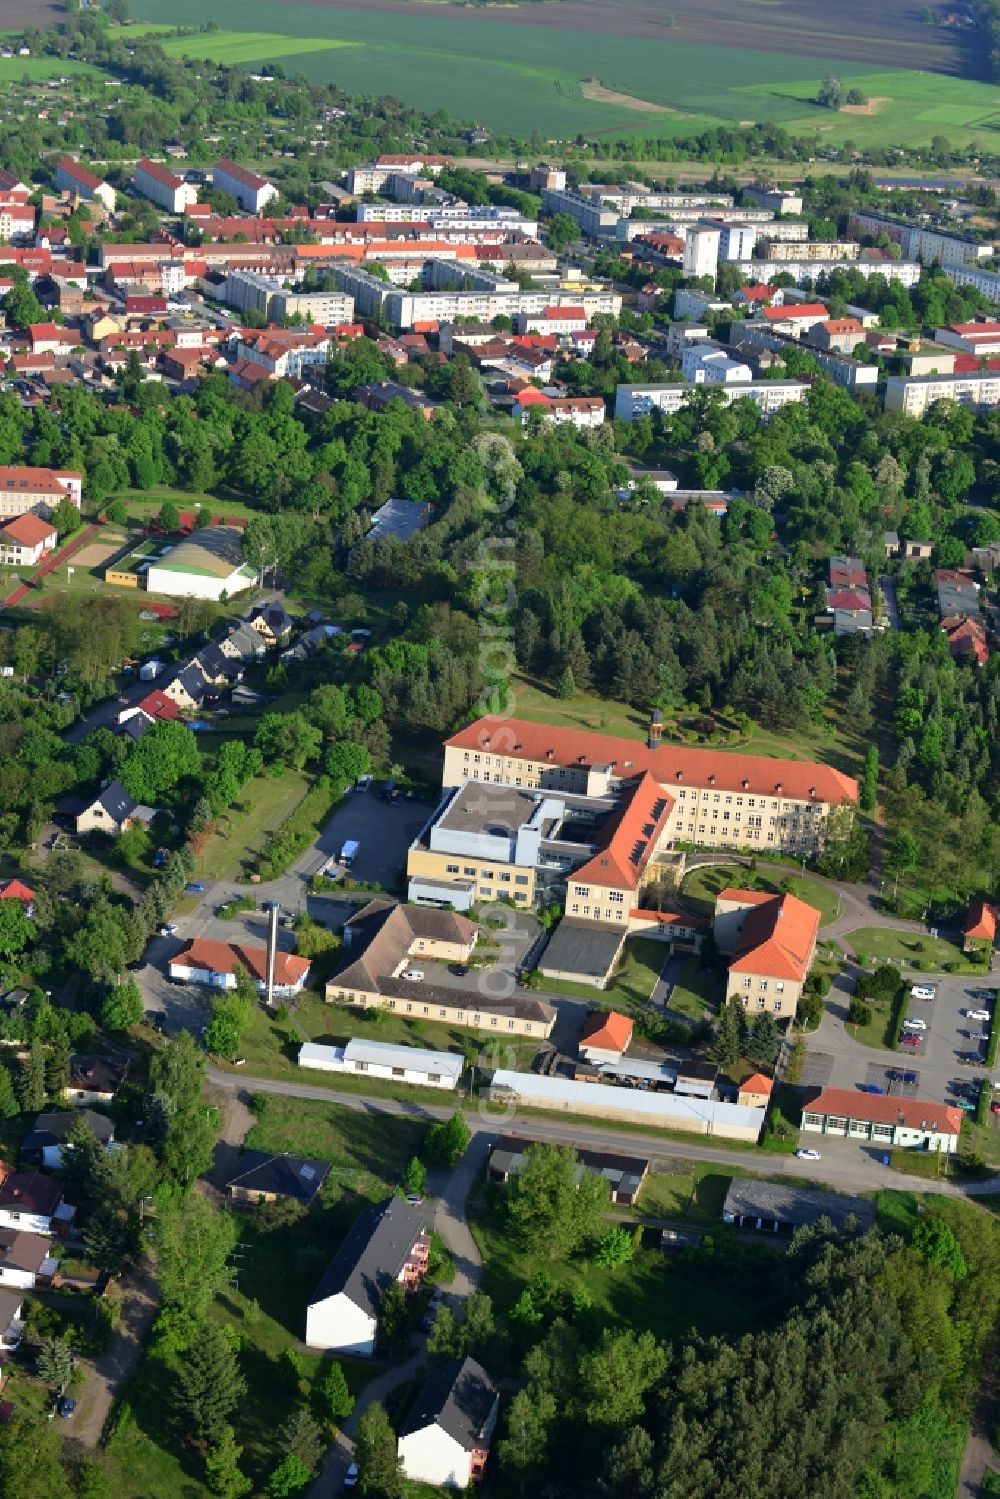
xmin=0 ymin=878 xmax=35 ymax=905
xmin=172 ymin=937 xmax=309 ymax=987
xmin=573 ymin=771 xmax=675 ymax=891
xmin=580 ymin=1009 xmax=633 ymax=1053
xmin=0 ymin=513 xmax=56 ymax=547
xmin=726 ymin=890 xmax=821 ymax=981
xmin=964 ymin=899 xmax=996 ymax=942
xmin=447 ymin=717 xmax=857 ymax=806
xmin=717 ymin=887 xmax=774 ymax=906
xmin=763 ymin=302 xmax=828 ymax=321
xmin=806 ymin=1087 xmax=962 ymax=1136
xmin=739 ymin=1072 xmax=774 ymax=1096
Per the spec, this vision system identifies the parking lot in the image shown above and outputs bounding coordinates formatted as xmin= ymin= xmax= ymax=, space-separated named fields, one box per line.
xmin=820 ymin=970 xmax=1000 ymax=1119
xmin=302 ymin=784 xmax=437 ymax=891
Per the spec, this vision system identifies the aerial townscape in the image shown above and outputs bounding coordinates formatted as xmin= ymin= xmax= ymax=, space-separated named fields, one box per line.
xmin=3 ymin=0 xmax=1000 ymax=1497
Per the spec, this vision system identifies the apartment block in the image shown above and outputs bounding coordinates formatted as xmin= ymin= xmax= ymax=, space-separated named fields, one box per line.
xmin=134 ymin=159 xmax=198 ymax=214
xmin=614 ymin=379 xmax=808 ymax=420
xmin=0 ymin=466 xmax=82 ymax=520
xmin=211 ymin=158 xmax=278 ymax=215
xmin=54 ymin=158 xmax=116 ymax=214
xmin=884 ymin=370 xmax=1000 ymax=417
xmin=847 ymin=211 xmax=991 ymax=267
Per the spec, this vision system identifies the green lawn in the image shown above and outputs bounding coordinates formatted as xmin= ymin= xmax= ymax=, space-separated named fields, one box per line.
xmin=667 ymin=955 xmax=722 ymax=1019
xmin=244 ymin=1091 xmax=428 ymax=1198
xmin=533 ymin=936 xmax=667 ymax=1010
xmin=632 ymin=1165 xmax=734 ymax=1223
xmin=194 ymin=768 xmax=312 ymax=882
xmin=846 ymin=994 xmax=894 ymax=1051
xmin=848 ymin=927 xmax=974 ymax=973
xmin=103 ymin=487 xmax=262 ymax=526
xmin=681 ymin=864 xmax=841 ymax=927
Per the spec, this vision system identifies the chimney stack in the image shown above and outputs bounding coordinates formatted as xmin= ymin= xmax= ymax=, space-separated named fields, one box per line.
xmin=265 ymin=902 xmax=279 ymax=1007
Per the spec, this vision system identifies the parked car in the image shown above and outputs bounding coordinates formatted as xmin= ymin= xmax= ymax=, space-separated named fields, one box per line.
xmin=449 ymin=964 xmax=469 ymax=976
xmin=992 ymin=1102 xmax=1000 ymax=1115
xmin=911 ymin=985 xmax=937 ymax=1001
xmin=900 ymin=1035 xmax=922 ymax=1047
xmin=902 ymin=1018 xmax=927 ymax=1031
xmin=859 ymin=1084 xmax=886 ymax=1094
xmin=795 ymin=1148 xmax=821 ymax=1160
xmin=185 ymin=882 xmax=205 ymax=893
xmin=159 ymin=923 xmax=178 ymax=937
xmin=56 ymin=1396 xmax=76 ymax=1419
xmin=957 ymin=1098 xmax=978 ymax=1113
xmin=402 ymin=970 xmax=424 ymax=983
xmin=344 ymin=1463 xmax=359 ymax=1489
xmin=966 ymin=1009 xmax=991 ymax=1021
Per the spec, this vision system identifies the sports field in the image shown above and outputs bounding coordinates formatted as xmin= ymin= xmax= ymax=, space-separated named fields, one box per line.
xmin=129 ymin=0 xmax=1000 ymax=144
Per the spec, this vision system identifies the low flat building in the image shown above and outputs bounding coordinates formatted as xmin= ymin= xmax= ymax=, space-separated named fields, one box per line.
xmin=306 ymin=1197 xmax=429 ymax=1355
xmin=399 ymin=1356 xmax=499 ymax=1489
xmin=722 ymin=1178 xmax=876 ymax=1235
xmin=800 ymin=1088 xmax=963 ymax=1153
xmin=487 ymin=1069 xmax=763 ymax=1141
xmin=487 ymin=1135 xmax=650 ymax=1204
xmin=225 ymin=1151 xmax=329 ymax=1207
xmin=145 ymin=526 xmax=256 ymax=602
xmin=298 ymin=1039 xmax=464 ymax=1091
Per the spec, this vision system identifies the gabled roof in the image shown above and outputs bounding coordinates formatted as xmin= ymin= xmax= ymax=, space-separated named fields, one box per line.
xmin=135 ymin=689 xmax=181 ymax=721
xmin=0 ymin=1168 xmax=63 ymax=1217
xmin=137 ymin=157 xmax=185 ymax=192
xmin=0 ymin=879 xmax=35 ymax=907
xmin=964 ymin=899 xmax=996 ymax=941
xmin=0 ymin=513 xmax=56 ymax=547
xmin=725 ymin=889 xmax=821 ymax=981
xmin=806 ymin=1087 xmax=962 ymax=1135
xmin=446 ymin=717 xmax=857 ymax=806
xmin=226 ymin=1150 xmax=329 ymax=1203
xmin=172 ymin=938 xmax=310 ymax=988
xmin=739 ymin=1072 xmax=774 ymax=1096
xmin=23 ymin=1109 xmax=114 ymax=1150
xmin=91 ymin=780 xmax=137 ymax=825
xmin=310 ymin=1196 xmax=426 ymax=1320
xmin=572 ymin=772 xmax=674 ymax=890
xmin=400 ymin=1356 xmax=498 ymax=1450
xmin=68 ymin=1055 xmax=127 ymax=1096
xmin=580 ymin=1009 xmax=634 ymax=1054
xmin=337 ymin=900 xmax=477 ymax=993
xmin=0 ymin=1227 xmax=52 ymax=1275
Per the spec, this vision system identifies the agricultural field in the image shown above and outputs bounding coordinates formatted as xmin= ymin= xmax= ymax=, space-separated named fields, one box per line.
xmin=129 ymin=0 xmax=1000 ymax=144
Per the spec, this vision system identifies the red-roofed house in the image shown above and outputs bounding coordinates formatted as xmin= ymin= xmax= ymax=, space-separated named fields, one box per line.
xmin=762 ymin=302 xmax=829 ymax=332
xmin=55 ymin=157 xmax=116 ymax=214
xmin=0 ymin=512 xmax=57 ymax=566
xmin=734 ymin=283 xmax=783 ymax=310
xmin=134 ymin=159 xmax=198 ymax=215
xmin=942 ymin=615 xmax=989 ymax=666
xmin=801 ymin=1087 xmax=962 ymax=1153
xmin=579 ymin=1009 xmax=634 ymax=1064
xmin=513 ymin=393 xmax=605 ymax=429
xmin=0 ymin=880 xmax=35 ymax=916
xmin=117 ymin=689 xmax=181 ymax=728
xmin=714 ymin=888 xmax=821 ymax=1020
xmin=738 ymin=1073 xmax=774 ymax=1108
xmin=27 ymin=322 xmax=73 ymax=356
xmin=963 ymin=898 xmax=997 ymax=953
xmin=515 ymin=306 xmax=589 ymax=337
xmin=168 ymin=938 xmax=311 ymax=997
xmin=807 ymin=317 xmax=864 ymax=354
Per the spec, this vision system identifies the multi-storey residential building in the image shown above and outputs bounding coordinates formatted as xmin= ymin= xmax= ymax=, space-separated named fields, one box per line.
xmin=683 ymin=225 xmax=720 ymax=279
xmin=714 ymin=888 xmax=821 ymax=1020
xmin=54 ymin=158 xmax=116 ymax=214
xmin=614 ymin=379 xmax=809 ymax=420
xmin=211 ymin=158 xmax=278 ymax=214
xmin=739 ymin=256 xmax=921 ymax=287
xmin=0 ymin=465 xmax=82 ymax=520
xmin=0 ymin=198 xmax=33 ymax=243
xmin=758 ymin=239 xmax=860 ymax=262
xmin=729 ymin=321 xmax=878 ymax=391
xmin=134 ymin=159 xmax=198 ymax=214
xmin=847 ymin=211 xmax=991 ymax=266
xmin=680 ymin=342 xmax=753 ymax=384
xmin=943 ymin=263 xmax=1000 ymax=302
xmin=742 ymin=185 xmax=803 ymax=214
xmin=884 ymin=370 xmax=1000 ymax=417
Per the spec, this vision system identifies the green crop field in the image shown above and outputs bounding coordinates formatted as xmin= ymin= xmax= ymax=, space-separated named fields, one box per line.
xmin=0 ymin=56 xmax=100 ymax=79
xmin=130 ymin=0 xmax=983 ymax=142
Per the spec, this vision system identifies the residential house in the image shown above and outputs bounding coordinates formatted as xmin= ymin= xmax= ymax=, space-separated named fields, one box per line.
xmin=194 ymin=642 xmax=244 ymax=687
xmin=225 ymin=1151 xmax=329 ymax=1207
xmin=963 ymin=898 xmax=997 ymax=954
xmin=352 ymin=380 xmax=435 ymax=419
xmin=801 ymin=1088 xmax=963 ymax=1153
xmin=578 ymin=1009 xmax=634 ymax=1065
xmin=248 ymin=602 xmax=293 ymax=646
xmin=0 ymin=880 xmax=35 ymax=917
xmin=65 ymin=1056 xmax=127 ymax=1107
xmin=75 ymin=780 xmax=156 ymax=837
xmin=219 ymin=622 xmax=266 ymax=662
xmin=398 ymin=1356 xmax=499 ymax=1489
xmin=941 ymin=615 xmax=989 ymax=665
xmin=0 ymin=1229 xmax=58 ymax=1290
xmin=714 ymin=888 xmax=821 ymax=1020
xmin=169 ymin=938 xmax=311 ymax=998
xmin=0 ymin=1290 xmax=24 ymax=1355
xmin=117 ymin=689 xmax=181 ymax=728
xmin=161 ymin=663 xmax=211 ymax=712
xmin=305 ymin=1197 xmax=430 ymax=1354
xmin=487 ymin=1137 xmax=649 ymax=1204
xmin=299 ymin=1039 xmax=465 ymax=1091
xmin=27 ymin=322 xmax=73 ymax=357
xmin=0 ymin=1169 xmax=74 ymax=1236
xmin=511 ymin=390 xmax=605 ymax=428
xmin=935 ymin=568 xmax=981 ymax=621
xmin=0 ymin=513 xmax=57 ymax=568
xmin=22 ymin=1110 xmax=115 ymax=1170
xmin=737 ymin=1073 xmax=774 ymax=1109
xmin=807 ymin=317 xmax=864 ymax=354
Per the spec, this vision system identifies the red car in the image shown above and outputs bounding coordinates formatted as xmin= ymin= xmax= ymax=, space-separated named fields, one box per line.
xmin=991 ymin=1102 xmax=1000 ymax=1115
xmin=900 ymin=1034 xmax=921 ymax=1047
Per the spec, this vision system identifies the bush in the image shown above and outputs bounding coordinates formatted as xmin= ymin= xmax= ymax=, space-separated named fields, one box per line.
xmin=887 ymin=982 xmax=910 ymax=1049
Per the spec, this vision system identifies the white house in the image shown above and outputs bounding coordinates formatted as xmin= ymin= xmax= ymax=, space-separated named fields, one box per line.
xmin=0 ymin=512 xmax=57 ymax=568
xmin=211 ymin=158 xmax=278 ymax=214
xmin=64 ymin=1056 xmax=127 ymax=1107
xmin=0 ymin=1228 xmax=58 ymax=1290
xmin=134 ymin=159 xmax=198 ymax=214
xmin=306 ymin=1197 xmax=429 ymax=1355
xmin=800 ymin=1089 xmax=963 ymax=1153
xmin=168 ymin=938 xmax=311 ymax=998
xmin=298 ymin=1039 xmax=464 ymax=1091
xmin=22 ymin=1109 xmax=115 ymax=1170
xmin=0 ymin=1170 xmax=74 ymax=1236
xmin=398 ymin=1356 xmax=499 ymax=1489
